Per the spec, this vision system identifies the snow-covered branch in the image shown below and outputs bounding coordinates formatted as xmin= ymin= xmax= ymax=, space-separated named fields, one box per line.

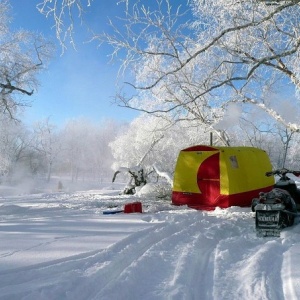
xmin=0 ymin=2 xmax=53 ymax=119
xmin=98 ymin=0 xmax=300 ymax=139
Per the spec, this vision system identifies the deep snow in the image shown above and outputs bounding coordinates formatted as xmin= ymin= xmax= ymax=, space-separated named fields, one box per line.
xmin=1 ymin=183 xmax=300 ymax=299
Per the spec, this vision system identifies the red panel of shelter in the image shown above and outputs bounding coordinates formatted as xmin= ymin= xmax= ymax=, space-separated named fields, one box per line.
xmin=197 ymin=152 xmax=221 ymax=207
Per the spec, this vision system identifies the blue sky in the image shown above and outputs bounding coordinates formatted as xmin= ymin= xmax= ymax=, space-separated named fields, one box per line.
xmin=9 ymin=0 xmax=138 ymax=126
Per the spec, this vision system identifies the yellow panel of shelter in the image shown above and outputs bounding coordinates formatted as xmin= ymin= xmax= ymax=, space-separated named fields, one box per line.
xmin=219 ymin=148 xmax=274 ymax=195
xmin=173 ymin=150 xmax=219 ymax=193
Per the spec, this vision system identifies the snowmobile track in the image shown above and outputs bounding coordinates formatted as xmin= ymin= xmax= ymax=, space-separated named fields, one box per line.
xmin=1 ymin=206 xmax=300 ymax=300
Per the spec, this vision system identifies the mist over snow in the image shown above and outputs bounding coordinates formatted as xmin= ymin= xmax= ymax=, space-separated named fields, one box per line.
xmin=1 ymin=181 xmax=300 ymax=299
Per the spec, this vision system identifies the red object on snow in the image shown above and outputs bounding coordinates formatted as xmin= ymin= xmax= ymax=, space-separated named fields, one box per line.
xmin=124 ymin=202 xmax=143 ymax=213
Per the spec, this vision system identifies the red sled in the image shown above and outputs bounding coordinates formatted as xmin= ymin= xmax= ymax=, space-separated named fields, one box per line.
xmin=124 ymin=202 xmax=143 ymax=213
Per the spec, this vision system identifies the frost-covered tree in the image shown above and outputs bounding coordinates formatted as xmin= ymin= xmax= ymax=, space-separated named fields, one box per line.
xmin=0 ymin=1 xmax=53 ymax=118
xmin=36 ymin=0 xmax=300 ymax=166
xmin=0 ymin=115 xmax=32 ymax=181
xmin=96 ymin=0 xmax=300 ymax=143
xmin=60 ymin=118 xmax=119 ymax=182
xmin=230 ymin=115 xmax=293 ymax=168
xmin=32 ymin=118 xmax=61 ymax=182
xmin=37 ymin=0 xmax=300 ymax=138
xmin=87 ymin=119 xmax=120 ymax=181
xmin=59 ymin=119 xmax=89 ymax=182
xmin=286 ymin=135 xmax=300 ymax=169
xmin=110 ymin=114 xmax=213 ymax=177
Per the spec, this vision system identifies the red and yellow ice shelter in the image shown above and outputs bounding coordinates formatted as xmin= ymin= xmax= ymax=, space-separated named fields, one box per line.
xmin=172 ymin=145 xmax=274 ymax=210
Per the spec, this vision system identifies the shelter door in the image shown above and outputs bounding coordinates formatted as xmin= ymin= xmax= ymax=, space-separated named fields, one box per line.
xmin=197 ymin=152 xmax=220 ymax=205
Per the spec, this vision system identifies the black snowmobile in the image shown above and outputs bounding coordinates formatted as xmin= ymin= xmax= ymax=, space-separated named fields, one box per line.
xmin=251 ymin=168 xmax=300 ymax=237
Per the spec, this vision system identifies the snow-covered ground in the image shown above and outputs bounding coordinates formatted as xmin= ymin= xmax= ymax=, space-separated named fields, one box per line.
xmin=1 ymin=183 xmax=300 ymax=299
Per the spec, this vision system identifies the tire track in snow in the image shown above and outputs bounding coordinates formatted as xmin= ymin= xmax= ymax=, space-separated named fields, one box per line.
xmin=281 ymin=245 xmax=300 ymax=300
xmin=211 ymin=214 xmax=300 ymax=300
xmin=0 ymin=235 xmax=81 ymax=259
xmin=0 ymin=212 xmax=211 ymax=299
xmin=93 ymin=219 xmax=215 ymax=299
xmin=79 ymin=214 xmax=208 ymax=300
xmin=213 ymin=237 xmax=286 ymax=300
xmin=0 ymin=210 xmax=255 ymax=300
xmin=158 ymin=233 xmax=216 ymax=300
xmin=281 ymin=225 xmax=300 ymax=300
xmin=2 ymin=207 xmax=300 ymax=300
xmin=0 ymin=219 xmax=171 ymax=299
xmin=90 ymin=211 xmax=253 ymax=300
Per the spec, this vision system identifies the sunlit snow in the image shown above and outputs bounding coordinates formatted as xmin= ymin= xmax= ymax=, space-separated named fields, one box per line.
xmin=1 ymin=183 xmax=300 ymax=299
